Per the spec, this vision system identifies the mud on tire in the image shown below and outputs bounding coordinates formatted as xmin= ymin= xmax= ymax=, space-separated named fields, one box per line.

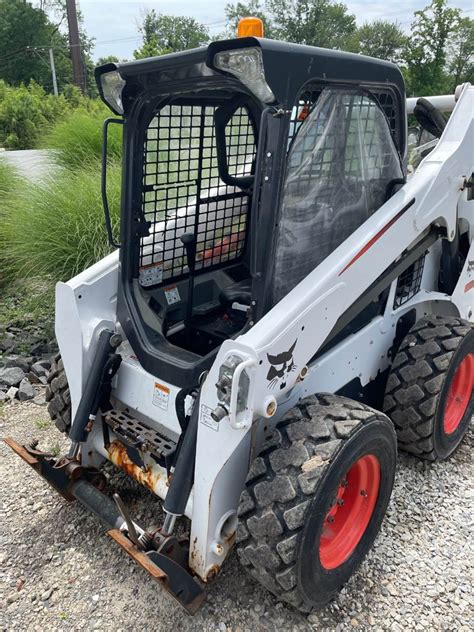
xmin=384 ymin=315 xmax=474 ymax=460
xmin=236 ymin=394 xmax=397 ymax=612
xmin=45 ymin=354 xmax=71 ymax=434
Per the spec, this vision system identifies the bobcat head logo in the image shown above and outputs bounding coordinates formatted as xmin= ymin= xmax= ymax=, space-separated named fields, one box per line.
xmin=266 ymin=340 xmax=297 ymax=390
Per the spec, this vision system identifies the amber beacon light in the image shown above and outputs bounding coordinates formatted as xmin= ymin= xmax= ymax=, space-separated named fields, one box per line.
xmin=237 ymin=16 xmax=264 ymax=38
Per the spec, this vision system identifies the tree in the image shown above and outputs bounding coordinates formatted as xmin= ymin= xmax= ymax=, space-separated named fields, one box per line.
xmin=97 ymin=55 xmax=120 ymax=66
xmin=223 ymin=0 xmax=356 ymax=48
xmin=446 ymin=17 xmax=474 ymax=90
xmin=265 ymin=0 xmax=356 ymax=49
xmin=403 ymin=0 xmax=461 ymax=96
xmin=134 ymin=11 xmax=209 ymax=59
xmin=355 ymin=20 xmax=407 ymax=63
xmin=0 ymin=0 xmax=73 ymax=90
xmin=224 ymin=1 xmax=274 ymax=38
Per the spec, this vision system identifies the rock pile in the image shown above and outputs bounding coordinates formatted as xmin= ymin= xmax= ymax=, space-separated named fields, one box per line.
xmin=0 ymin=356 xmax=54 ymax=403
xmin=0 ymin=320 xmax=57 ymax=403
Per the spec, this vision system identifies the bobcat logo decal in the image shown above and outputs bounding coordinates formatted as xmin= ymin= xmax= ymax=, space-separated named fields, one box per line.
xmin=266 ymin=340 xmax=297 ymax=390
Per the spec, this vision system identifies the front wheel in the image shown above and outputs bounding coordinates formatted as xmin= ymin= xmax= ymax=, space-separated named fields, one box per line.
xmin=236 ymin=394 xmax=397 ymax=612
xmin=45 ymin=354 xmax=71 ymax=435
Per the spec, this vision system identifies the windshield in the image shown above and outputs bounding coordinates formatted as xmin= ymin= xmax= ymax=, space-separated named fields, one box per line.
xmin=272 ymin=87 xmax=403 ymax=303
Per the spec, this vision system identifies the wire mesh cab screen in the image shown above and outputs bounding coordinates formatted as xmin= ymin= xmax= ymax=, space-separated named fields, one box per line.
xmin=138 ymin=99 xmax=256 ymax=289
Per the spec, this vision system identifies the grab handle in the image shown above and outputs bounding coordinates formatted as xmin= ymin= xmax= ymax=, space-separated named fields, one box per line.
xmin=101 ymin=118 xmax=123 ymax=248
xmin=228 ymin=358 xmax=256 ymax=430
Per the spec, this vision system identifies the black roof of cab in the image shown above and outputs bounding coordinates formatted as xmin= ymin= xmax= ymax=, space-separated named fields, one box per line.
xmin=95 ymin=36 xmax=405 ymax=114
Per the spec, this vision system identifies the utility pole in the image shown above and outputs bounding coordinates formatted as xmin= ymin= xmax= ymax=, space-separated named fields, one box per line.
xmin=48 ymin=47 xmax=59 ymax=96
xmin=65 ymin=0 xmax=86 ymax=93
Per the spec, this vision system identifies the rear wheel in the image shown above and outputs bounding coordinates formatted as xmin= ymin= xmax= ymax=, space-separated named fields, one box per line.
xmin=45 ymin=354 xmax=71 ymax=435
xmin=384 ymin=315 xmax=473 ymax=460
xmin=236 ymin=394 xmax=397 ymax=612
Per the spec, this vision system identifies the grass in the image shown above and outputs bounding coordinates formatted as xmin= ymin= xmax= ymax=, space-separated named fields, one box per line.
xmin=35 ymin=418 xmax=51 ymax=430
xmin=0 ymin=278 xmax=55 ymax=331
xmin=0 ymin=160 xmax=121 ymax=284
xmin=40 ymin=106 xmax=122 ymax=170
xmin=0 ymin=108 xmax=122 ymax=331
xmin=0 ymin=157 xmax=19 ymax=199
xmin=48 ymin=441 xmax=62 ymax=457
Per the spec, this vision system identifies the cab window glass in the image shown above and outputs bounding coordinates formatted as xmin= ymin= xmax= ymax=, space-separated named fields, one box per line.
xmin=272 ymin=88 xmax=403 ymax=304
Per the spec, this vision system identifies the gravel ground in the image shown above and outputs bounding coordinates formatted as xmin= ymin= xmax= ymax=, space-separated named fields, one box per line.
xmin=1 ymin=399 xmax=473 ymax=631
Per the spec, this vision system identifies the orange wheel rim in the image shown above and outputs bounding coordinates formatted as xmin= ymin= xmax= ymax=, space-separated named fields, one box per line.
xmin=319 ymin=454 xmax=381 ymax=570
xmin=443 ymin=353 xmax=474 ymax=435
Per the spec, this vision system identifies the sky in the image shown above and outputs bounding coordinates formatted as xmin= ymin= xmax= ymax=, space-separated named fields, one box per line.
xmin=75 ymin=0 xmax=474 ymax=61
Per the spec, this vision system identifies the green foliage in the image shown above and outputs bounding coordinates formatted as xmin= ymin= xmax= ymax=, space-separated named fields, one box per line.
xmin=446 ymin=17 xmax=474 ymax=89
xmin=355 ymin=20 xmax=408 ymax=63
xmin=134 ymin=11 xmax=209 ymax=59
xmin=224 ymin=1 xmax=274 ymax=38
xmin=0 ymin=158 xmax=18 ymax=199
xmin=266 ymin=0 xmax=356 ymax=49
xmin=0 ymin=80 xmax=72 ymax=149
xmin=224 ymin=0 xmax=356 ymax=49
xmin=0 ymin=277 xmax=55 ymax=334
xmin=403 ymin=0 xmax=462 ymax=96
xmin=0 ymin=161 xmax=121 ymax=283
xmin=224 ymin=0 xmax=470 ymax=97
xmin=40 ymin=104 xmax=122 ymax=169
xmin=97 ymin=55 xmax=121 ymax=66
xmin=0 ymin=0 xmax=73 ymax=90
xmin=35 ymin=418 xmax=51 ymax=429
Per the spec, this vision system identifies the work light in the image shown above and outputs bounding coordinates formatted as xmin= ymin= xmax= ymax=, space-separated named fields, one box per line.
xmin=213 ymin=47 xmax=275 ymax=104
xmin=100 ymin=70 xmax=126 ymax=115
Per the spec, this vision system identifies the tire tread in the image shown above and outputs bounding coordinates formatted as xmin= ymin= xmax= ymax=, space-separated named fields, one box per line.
xmin=237 ymin=394 xmax=389 ymax=611
xmin=46 ymin=355 xmax=71 ymax=435
xmin=383 ymin=315 xmax=473 ymax=460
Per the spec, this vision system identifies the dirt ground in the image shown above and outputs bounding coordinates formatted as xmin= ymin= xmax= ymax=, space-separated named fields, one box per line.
xmin=1 ymin=399 xmax=473 ymax=631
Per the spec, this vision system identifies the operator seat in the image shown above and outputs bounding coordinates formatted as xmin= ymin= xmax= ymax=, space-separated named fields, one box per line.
xmin=218 ymin=280 xmax=252 ymax=308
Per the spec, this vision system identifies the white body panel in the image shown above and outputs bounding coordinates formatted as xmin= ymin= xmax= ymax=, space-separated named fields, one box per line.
xmin=55 ymin=84 xmax=474 ymax=581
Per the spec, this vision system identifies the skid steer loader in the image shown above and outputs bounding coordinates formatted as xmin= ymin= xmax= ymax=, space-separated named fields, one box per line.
xmin=6 ymin=17 xmax=473 ymax=614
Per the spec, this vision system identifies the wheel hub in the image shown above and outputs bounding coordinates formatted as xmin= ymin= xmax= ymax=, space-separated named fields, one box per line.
xmin=443 ymin=353 xmax=474 ymax=435
xmin=319 ymin=454 xmax=381 ymax=570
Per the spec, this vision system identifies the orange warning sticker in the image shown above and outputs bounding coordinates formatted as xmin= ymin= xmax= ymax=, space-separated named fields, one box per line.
xmin=153 ymin=382 xmax=170 ymax=410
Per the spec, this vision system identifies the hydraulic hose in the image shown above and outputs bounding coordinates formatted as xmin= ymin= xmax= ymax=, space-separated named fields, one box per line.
xmin=163 ymin=392 xmax=200 ymax=520
xmin=68 ymin=329 xmax=118 ymax=450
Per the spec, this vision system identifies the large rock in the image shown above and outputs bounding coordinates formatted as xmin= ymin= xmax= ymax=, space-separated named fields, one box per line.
xmin=6 ymin=386 xmax=18 ymax=400
xmin=36 ymin=357 xmax=52 ymax=370
xmin=1 ymin=355 xmax=34 ymax=373
xmin=27 ymin=371 xmax=41 ymax=384
xmin=0 ymin=338 xmax=14 ymax=353
xmin=18 ymin=378 xmax=35 ymax=401
xmin=0 ymin=366 xmax=25 ymax=388
xmin=30 ymin=362 xmax=49 ymax=378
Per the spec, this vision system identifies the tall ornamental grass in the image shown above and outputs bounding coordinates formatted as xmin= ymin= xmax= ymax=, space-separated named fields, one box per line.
xmin=0 ymin=157 xmax=18 ymax=199
xmin=41 ymin=106 xmax=122 ymax=169
xmin=1 ymin=161 xmax=121 ymax=283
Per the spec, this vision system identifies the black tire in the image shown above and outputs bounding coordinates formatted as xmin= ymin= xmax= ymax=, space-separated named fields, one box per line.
xmin=45 ymin=354 xmax=71 ymax=434
xmin=236 ymin=394 xmax=397 ymax=612
xmin=384 ymin=315 xmax=474 ymax=460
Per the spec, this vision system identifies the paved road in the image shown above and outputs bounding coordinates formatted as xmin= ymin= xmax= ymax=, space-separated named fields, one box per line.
xmin=0 ymin=149 xmax=55 ymax=182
